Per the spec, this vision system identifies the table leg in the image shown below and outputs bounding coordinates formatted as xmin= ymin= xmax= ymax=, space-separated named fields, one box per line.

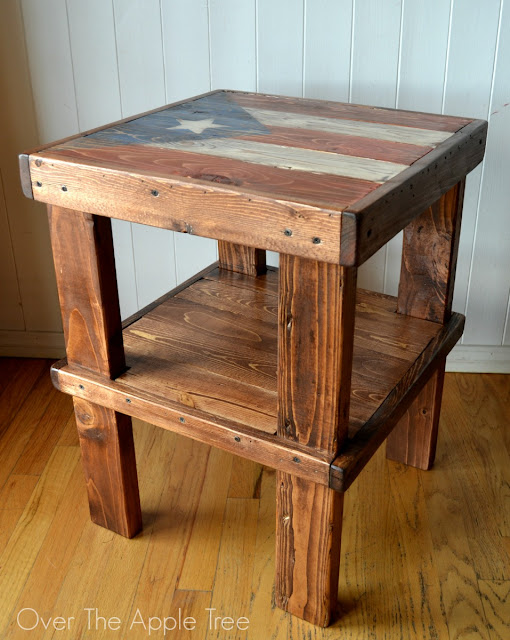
xmin=275 ymin=255 xmax=356 ymax=626
xmin=218 ymin=240 xmax=266 ymax=276
xmin=387 ymin=180 xmax=465 ymax=469
xmin=48 ymin=206 xmax=142 ymax=538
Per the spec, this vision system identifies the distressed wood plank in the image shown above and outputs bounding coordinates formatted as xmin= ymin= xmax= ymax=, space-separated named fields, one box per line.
xmin=242 ymin=107 xmax=454 ymax=147
xmin=218 ymin=240 xmax=266 ymax=276
xmin=239 ymin=125 xmax=432 ymax=164
xmin=232 ymin=91 xmax=472 ymax=132
xmin=387 ymin=181 xmax=465 ymax=470
xmin=48 ymin=206 xmax=141 ymax=538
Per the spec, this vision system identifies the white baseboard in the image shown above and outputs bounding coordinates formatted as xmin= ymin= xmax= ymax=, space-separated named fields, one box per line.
xmin=0 ymin=331 xmax=509 ymax=373
xmin=0 ymin=330 xmax=65 ymax=358
xmin=446 ymin=345 xmax=510 ymax=373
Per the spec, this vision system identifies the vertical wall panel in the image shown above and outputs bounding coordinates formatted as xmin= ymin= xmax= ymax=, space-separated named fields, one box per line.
xmin=113 ymin=0 xmax=169 ymax=317
xmin=21 ymin=0 xmax=79 ymax=143
xmin=465 ymin=0 xmax=510 ymax=345
xmin=443 ymin=0 xmax=501 ymax=337
xmin=161 ymin=0 xmax=210 ymax=103
xmin=132 ymin=224 xmax=177 ymax=309
xmin=175 ymin=234 xmax=218 ymax=285
xmin=113 ymin=0 xmax=167 ymax=117
xmin=304 ymin=0 xmax=353 ymax=101
xmin=66 ymin=0 xmax=122 ymax=131
xmin=382 ymin=0 xmax=452 ymax=296
xmin=3 ymin=0 xmax=62 ymax=332
xmin=0 ymin=171 xmax=23 ymax=329
xmin=257 ymin=0 xmax=305 ymax=96
xmin=210 ymin=0 xmax=256 ymax=91
xmin=350 ymin=0 xmax=402 ymax=292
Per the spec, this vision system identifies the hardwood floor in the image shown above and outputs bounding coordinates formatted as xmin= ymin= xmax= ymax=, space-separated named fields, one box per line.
xmin=0 ymin=357 xmax=508 ymax=639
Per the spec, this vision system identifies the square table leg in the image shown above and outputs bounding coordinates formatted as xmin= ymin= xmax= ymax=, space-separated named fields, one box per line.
xmin=275 ymin=255 xmax=357 ymax=626
xmin=387 ymin=180 xmax=465 ymax=469
xmin=48 ymin=206 xmax=142 ymax=538
xmin=218 ymin=240 xmax=266 ymax=276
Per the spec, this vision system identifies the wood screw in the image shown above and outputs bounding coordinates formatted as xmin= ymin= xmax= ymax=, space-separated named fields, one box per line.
xmin=234 ymin=436 xmax=241 ymax=442
xmin=79 ymin=384 xmax=84 ymax=390
xmin=151 ymin=189 xmax=159 ymax=197
xmin=61 ymin=186 xmax=68 ymax=192
xmin=36 ymin=181 xmax=42 ymax=187
xmin=179 ymin=416 xmax=185 ymax=423
xmin=126 ymin=398 xmax=131 ymax=403
xmin=293 ymin=456 xmax=301 ymax=463
xmin=284 ymin=229 xmax=293 ymax=236
xmin=312 ymin=237 xmax=321 ymax=244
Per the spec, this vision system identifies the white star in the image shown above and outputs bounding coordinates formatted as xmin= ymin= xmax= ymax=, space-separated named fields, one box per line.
xmin=169 ymin=117 xmax=225 ymax=135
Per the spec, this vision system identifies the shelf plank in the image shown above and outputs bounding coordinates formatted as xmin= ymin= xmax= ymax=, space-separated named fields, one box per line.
xmin=51 ymin=268 xmax=463 ymax=490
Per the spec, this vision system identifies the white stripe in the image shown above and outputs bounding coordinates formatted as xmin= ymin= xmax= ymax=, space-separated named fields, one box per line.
xmin=147 ymin=137 xmax=407 ymax=182
xmin=243 ymin=107 xmax=454 ymax=147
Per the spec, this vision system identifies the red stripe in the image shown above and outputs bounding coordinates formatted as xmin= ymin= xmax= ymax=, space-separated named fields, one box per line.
xmin=47 ymin=145 xmax=380 ymax=210
xmin=239 ymin=125 xmax=431 ymax=165
xmin=231 ymin=92 xmax=472 ymax=133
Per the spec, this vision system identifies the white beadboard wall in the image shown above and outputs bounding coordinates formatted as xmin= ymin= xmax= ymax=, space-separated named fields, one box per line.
xmin=0 ymin=0 xmax=509 ymax=371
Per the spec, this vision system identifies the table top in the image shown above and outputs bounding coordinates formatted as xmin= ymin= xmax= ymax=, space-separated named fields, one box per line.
xmin=21 ymin=90 xmax=487 ymax=266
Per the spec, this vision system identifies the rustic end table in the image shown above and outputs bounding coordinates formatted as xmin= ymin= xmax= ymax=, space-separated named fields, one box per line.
xmin=20 ymin=90 xmax=486 ymax=627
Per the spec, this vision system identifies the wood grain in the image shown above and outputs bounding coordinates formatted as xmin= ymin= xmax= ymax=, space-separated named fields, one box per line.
xmin=32 ymin=157 xmax=346 ymax=264
xmin=0 ymin=357 xmax=508 ymax=637
xmin=73 ymin=398 xmax=141 ymax=537
xmin=396 ymin=180 xmax=465 ymax=323
xmin=48 ymin=206 xmax=125 ymax=377
xmin=387 ymin=181 xmax=465 ymax=470
xmin=278 ymin=256 xmax=356 ymax=453
xmin=218 ymin=240 xmax=266 ymax=276
xmin=386 ymin=365 xmax=445 ymax=470
xmin=275 ymin=258 xmax=355 ymax=625
xmin=231 ymin=91 xmax=473 ymax=132
xmin=48 ymin=205 xmax=141 ymax=538
xmin=330 ymin=313 xmax=465 ymax=491
xmin=347 ymin=119 xmax=487 ymax=265
xmin=239 ymin=125 xmax=432 ymax=164
xmin=275 ymin=471 xmax=343 ymax=627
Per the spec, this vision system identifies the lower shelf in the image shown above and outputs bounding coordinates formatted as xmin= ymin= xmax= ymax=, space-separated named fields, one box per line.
xmin=52 ymin=264 xmax=464 ymax=491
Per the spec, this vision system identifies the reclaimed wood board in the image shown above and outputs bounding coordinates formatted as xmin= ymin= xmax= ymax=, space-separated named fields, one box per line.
xmin=51 ymin=268 xmax=462 ymax=488
xmin=22 ymin=90 xmax=486 ymax=266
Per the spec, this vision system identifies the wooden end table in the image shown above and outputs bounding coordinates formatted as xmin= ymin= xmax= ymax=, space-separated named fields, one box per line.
xmin=20 ymin=90 xmax=487 ymax=627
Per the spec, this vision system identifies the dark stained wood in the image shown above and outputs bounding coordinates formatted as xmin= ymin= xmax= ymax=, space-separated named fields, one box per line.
xmin=51 ymin=361 xmax=333 ymax=488
xmin=218 ymin=241 xmax=266 ymax=276
xmin=33 ymin=145 xmax=378 ymax=211
xmin=239 ymin=126 xmax=432 ymax=165
xmin=48 ymin=205 xmax=141 ymax=538
xmin=31 ymin=157 xmax=346 ymax=265
xmin=347 ymin=120 xmax=487 ymax=265
xmin=231 ymin=91 xmax=473 ymax=132
xmin=387 ymin=181 xmax=465 ymax=470
xmin=275 ymin=471 xmax=343 ymax=627
xmin=396 ymin=180 xmax=465 ymax=323
xmin=277 ymin=256 xmax=357 ymax=453
xmin=275 ymin=257 xmax=356 ymax=624
xmin=48 ymin=206 xmax=125 ymax=377
xmin=386 ymin=365 xmax=445 ymax=469
xmin=73 ymin=398 xmax=141 ymax=537
xmin=49 ymin=271 xmax=462 ymax=495
xmin=330 ymin=313 xmax=465 ymax=492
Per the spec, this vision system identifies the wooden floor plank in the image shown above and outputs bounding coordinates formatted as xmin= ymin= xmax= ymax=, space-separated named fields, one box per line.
xmin=0 ymin=446 xmax=79 ymax=634
xmin=206 ymin=498 xmax=259 ymax=639
xmin=0 ymin=475 xmax=39 ymax=557
xmin=178 ymin=447 xmax=233 ymax=591
xmin=0 ymin=359 xmax=48 ymax=436
xmin=127 ymin=436 xmax=210 ymax=619
xmin=0 ymin=358 xmax=508 ymax=638
xmin=479 ymin=580 xmax=510 ymax=640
